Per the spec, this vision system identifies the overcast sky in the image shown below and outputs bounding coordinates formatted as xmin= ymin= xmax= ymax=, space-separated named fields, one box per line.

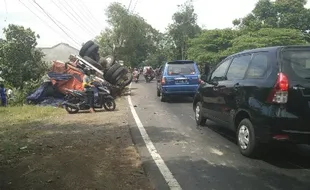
xmin=1 ymin=0 xmax=309 ymax=49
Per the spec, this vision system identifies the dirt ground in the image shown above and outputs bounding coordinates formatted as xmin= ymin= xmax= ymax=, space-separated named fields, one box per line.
xmin=0 ymin=97 xmax=153 ymax=190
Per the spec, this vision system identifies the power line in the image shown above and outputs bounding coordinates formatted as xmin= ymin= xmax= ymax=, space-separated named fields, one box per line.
xmin=132 ymin=0 xmax=139 ymax=13
xmin=3 ymin=0 xmax=7 ymax=22
xmin=62 ymin=0 xmax=98 ymax=35
xmin=79 ymin=0 xmax=104 ymax=28
xmin=51 ymin=0 xmax=95 ymax=36
xmin=127 ymin=0 xmax=133 ymax=11
xmin=18 ymin=0 xmax=71 ymax=44
xmin=76 ymin=0 xmax=104 ymax=30
xmin=32 ymin=0 xmax=81 ymax=47
xmin=29 ymin=0 xmax=83 ymax=44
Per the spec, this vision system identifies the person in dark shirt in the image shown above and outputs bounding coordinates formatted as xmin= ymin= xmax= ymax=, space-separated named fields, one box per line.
xmin=0 ymin=84 xmax=7 ymax=107
xmin=83 ymin=68 xmax=95 ymax=113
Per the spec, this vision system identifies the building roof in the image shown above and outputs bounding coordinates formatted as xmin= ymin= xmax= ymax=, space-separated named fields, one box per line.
xmin=39 ymin=42 xmax=79 ymax=51
xmin=39 ymin=43 xmax=80 ymax=63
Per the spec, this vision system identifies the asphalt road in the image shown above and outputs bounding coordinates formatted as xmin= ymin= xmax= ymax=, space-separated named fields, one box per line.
xmin=129 ymin=80 xmax=310 ymax=190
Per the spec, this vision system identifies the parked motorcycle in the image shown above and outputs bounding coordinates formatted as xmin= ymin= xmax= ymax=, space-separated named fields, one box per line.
xmin=62 ymin=85 xmax=116 ymax=114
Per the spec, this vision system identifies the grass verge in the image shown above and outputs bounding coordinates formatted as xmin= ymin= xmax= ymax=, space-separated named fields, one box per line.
xmin=0 ymin=99 xmax=152 ymax=190
xmin=0 ymin=106 xmax=64 ymax=159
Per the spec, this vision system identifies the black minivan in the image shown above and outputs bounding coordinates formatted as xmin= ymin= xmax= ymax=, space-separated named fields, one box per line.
xmin=193 ymin=46 xmax=310 ymax=157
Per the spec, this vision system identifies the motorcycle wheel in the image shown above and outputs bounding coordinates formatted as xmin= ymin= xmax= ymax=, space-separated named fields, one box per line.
xmin=103 ymin=96 xmax=116 ymax=111
xmin=65 ymin=105 xmax=79 ymax=114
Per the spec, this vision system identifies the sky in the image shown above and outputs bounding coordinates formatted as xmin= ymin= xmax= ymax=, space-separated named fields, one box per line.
xmin=1 ymin=0 xmax=309 ymax=50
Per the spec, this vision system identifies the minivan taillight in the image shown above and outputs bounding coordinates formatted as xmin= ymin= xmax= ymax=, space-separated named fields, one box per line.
xmin=161 ymin=77 xmax=166 ymax=85
xmin=267 ymin=72 xmax=289 ymax=104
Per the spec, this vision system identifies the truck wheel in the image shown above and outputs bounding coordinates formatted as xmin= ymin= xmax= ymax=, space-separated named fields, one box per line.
xmin=79 ymin=40 xmax=94 ymax=56
xmin=104 ymin=63 xmax=121 ymax=81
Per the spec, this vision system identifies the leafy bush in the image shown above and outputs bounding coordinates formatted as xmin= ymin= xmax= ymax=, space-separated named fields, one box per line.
xmin=9 ymin=79 xmax=42 ymax=106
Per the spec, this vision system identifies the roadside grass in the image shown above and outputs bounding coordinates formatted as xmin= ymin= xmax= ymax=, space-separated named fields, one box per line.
xmin=0 ymin=106 xmax=65 ymax=159
xmin=0 ymin=99 xmax=152 ymax=190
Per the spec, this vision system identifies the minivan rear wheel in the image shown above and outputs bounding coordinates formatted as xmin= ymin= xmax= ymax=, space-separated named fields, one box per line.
xmin=195 ymin=102 xmax=207 ymax=126
xmin=157 ymin=88 xmax=160 ymax=97
xmin=160 ymin=92 xmax=167 ymax=102
xmin=237 ymin=118 xmax=259 ymax=157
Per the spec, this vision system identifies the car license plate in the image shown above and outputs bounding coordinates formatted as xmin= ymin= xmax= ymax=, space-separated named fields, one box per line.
xmin=176 ymin=80 xmax=187 ymax=84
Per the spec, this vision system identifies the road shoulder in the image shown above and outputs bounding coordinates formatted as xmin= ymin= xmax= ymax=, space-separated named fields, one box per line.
xmin=0 ymin=97 xmax=153 ymax=190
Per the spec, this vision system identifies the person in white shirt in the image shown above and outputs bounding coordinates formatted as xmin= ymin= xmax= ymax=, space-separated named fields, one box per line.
xmin=7 ymin=89 xmax=12 ymax=99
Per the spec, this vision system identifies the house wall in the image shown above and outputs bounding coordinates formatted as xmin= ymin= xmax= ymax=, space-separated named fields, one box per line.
xmin=40 ymin=43 xmax=79 ymax=64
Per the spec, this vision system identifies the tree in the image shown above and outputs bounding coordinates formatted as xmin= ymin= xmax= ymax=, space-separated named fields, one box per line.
xmin=0 ymin=24 xmax=47 ymax=89
xmin=233 ymin=0 xmax=310 ymax=34
xmin=144 ymin=33 xmax=176 ymax=67
xmin=97 ymin=2 xmax=159 ymax=67
xmin=187 ymin=29 xmax=240 ymax=65
xmin=187 ymin=28 xmax=306 ymax=65
xmin=168 ymin=0 xmax=201 ymax=60
xmin=223 ymin=28 xmax=307 ymax=54
xmin=96 ymin=28 xmax=116 ymax=57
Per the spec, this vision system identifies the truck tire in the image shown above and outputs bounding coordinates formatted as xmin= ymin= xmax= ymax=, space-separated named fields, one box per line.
xmin=105 ymin=63 xmax=121 ymax=81
xmin=117 ymin=73 xmax=133 ymax=87
xmin=111 ymin=67 xmax=127 ymax=84
xmin=79 ymin=40 xmax=94 ymax=56
xmin=84 ymin=44 xmax=99 ymax=57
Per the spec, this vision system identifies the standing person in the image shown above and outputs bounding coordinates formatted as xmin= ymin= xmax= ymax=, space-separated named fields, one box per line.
xmin=89 ymin=69 xmax=99 ymax=102
xmin=7 ymin=88 xmax=12 ymax=99
xmin=6 ymin=88 xmax=12 ymax=105
xmin=0 ymin=84 xmax=7 ymax=107
xmin=83 ymin=68 xmax=95 ymax=113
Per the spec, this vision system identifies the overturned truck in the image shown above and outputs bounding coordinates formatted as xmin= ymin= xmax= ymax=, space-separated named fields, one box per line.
xmin=27 ymin=40 xmax=132 ymax=105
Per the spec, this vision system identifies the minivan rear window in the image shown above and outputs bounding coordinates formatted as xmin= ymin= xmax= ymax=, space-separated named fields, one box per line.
xmin=282 ymin=49 xmax=310 ymax=79
xmin=167 ymin=63 xmax=196 ymax=75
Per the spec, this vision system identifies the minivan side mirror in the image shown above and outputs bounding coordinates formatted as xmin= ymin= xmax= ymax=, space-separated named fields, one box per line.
xmin=204 ymin=64 xmax=210 ymax=76
xmin=200 ymin=74 xmax=208 ymax=81
xmin=200 ymin=63 xmax=211 ymax=82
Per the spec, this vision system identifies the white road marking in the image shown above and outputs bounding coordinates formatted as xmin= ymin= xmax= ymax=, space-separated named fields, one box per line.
xmin=127 ymin=83 xmax=182 ymax=190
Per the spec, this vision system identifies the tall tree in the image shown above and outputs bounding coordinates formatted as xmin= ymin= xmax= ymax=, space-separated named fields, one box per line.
xmin=187 ymin=29 xmax=240 ymax=65
xmin=97 ymin=2 xmax=159 ymax=67
xmin=187 ymin=28 xmax=306 ymax=65
xmin=168 ymin=0 xmax=201 ymax=60
xmin=223 ymin=28 xmax=307 ymax=54
xmin=233 ymin=0 xmax=310 ymax=34
xmin=0 ymin=24 xmax=47 ymax=89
